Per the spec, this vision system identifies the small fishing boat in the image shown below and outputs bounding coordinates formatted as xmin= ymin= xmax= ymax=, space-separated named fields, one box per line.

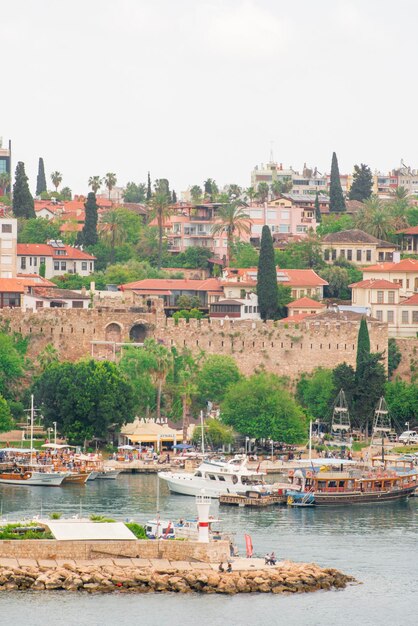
xmin=0 ymin=469 xmax=67 ymax=486
xmin=145 ymin=519 xmax=175 ymax=539
xmin=96 ymin=468 xmax=122 ymax=480
xmin=62 ymin=472 xmax=90 ymax=484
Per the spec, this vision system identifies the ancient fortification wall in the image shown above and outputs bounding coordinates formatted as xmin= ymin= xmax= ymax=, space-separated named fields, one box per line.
xmin=0 ymin=305 xmax=388 ymax=378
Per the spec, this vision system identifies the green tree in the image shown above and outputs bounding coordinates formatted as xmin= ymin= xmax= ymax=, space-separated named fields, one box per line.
xmin=354 ymin=352 xmax=386 ymax=431
xmin=348 ymin=163 xmax=373 ymax=202
xmin=296 ymin=368 xmax=335 ymax=424
xmin=60 ymin=186 xmax=72 ymax=201
xmin=36 ymin=158 xmax=47 ymax=196
xmin=123 ymin=182 xmax=147 ymax=203
xmin=274 ymin=236 xmax=324 ymax=270
xmin=316 ymin=214 xmax=354 ymax=236
xmin=149 ymin=190 xmax=171 ymax=270
xmin=78 ymin=192 xmax=98 ymax=246
xmin=257 ymin=182 xmax=269 ymax=202
xmin=104 ymin=172 xmax=117 ymax=200
xmin=37 ymin=344 xmax=59 ymax=372
xmin=356 ymin=317 xmax=371 ymax=376
xmin=230 ymin=242 xmax=259 ymax=268
xmin=332 ymin=363 xmax=356 ymax=410
xmin=88 ymin=176 xmax=102 ymax=194
xmin=257 ymin=225 xmax=278 ymax=320
xmin=13 ymin=162 xmax=35 ymax=219
xmin=172 ymin=190 xmax=177 ymax=203
xmin=18 ymin=218 xmax=61 ymax=244
xmin=196 ymin=355 xmax=241 ymax=405
xmin=277 ymin=283 xmax=292 ymax=318
xmin=227 ymin=184 xmax=242 ymax=199
xmin=355 ymin=196 xmax=395 ymax=240
xmin=204 ymin=178 xmax=218 ymax=200
xmin=145 ymin=339 xmax=173 ymax=420
xmin=314 ymin=192 xmax=321 ymax=223
xmin=33 ymin=359 xmax=135 ymax=444
xmin=154 ymin=178 xmax=171 ymax=199
xmin=101 ymin=209 xmax=129 ymax=264
xmin=146 ymin=172 xmax=152 ymax=201
xmin=319 ymin=265 xmax=350 ymax=299
xmin=50 ymin=171 xmax=62 ymax=193
xmin=192 ymin=418 xmax=234 ymax=448
xmin=164 ymin=246 xmax=212 ymax=270
xmin=388 ymin=338 xmax=401 ymax=379
xmin=329 ymin=152 xmax=346 ymax=213
xmin=211 ymin=201 xmax=251 ymax=264
xmin=385 ymin=380 xmax=418 ymax=423
xmin=0 ymin=172 xmax=10 ymax=195
xmin=0 ymin=332 xmax=26 ymax=399
xmin=244 ymin=187 xmax=256 ymax=204
xmin=118 ymin=346 xmax=158 ymax=416
xmin=190 ymin=185 xmax=203 ymax=202
xmin=221 ymin=373 xmax=306 ymax=443
xmin=0 ymin=395 xmax=14 ymax=433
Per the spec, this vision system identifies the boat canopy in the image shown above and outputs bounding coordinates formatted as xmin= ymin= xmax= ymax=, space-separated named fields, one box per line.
xmin=294 ymin=459 xmax=357 ymax=466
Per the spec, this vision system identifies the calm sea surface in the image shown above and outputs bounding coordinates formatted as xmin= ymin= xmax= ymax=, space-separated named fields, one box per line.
xmin=0 ymin=474 xmax=417 ymax=626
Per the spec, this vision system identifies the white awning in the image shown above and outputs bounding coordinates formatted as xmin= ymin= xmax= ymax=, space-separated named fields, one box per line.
xmin=46 ymin=521 xmax=136 ymax=541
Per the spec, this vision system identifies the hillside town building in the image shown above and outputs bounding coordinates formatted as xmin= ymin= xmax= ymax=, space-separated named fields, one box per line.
xmin=0 ymin=217 xmax=17 ymax=278
xmin=17 ymin=241 xmax=96 ymax=279
xmin=321 ymin=229 xmax=398 ymax=266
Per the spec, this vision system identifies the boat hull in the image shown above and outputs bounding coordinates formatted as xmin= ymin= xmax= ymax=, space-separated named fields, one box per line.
xmin=288 ymin=485 xmax=416 ymax=506
xmin=0 ymin=471 xmax=67 ymax=486
xmin=96 ymin=469 xmax=122 ymax=480
xmin=62 ymin=472 xmax=90 ymax=484
xmin=158 ymin=472 xmax=267 ymax=498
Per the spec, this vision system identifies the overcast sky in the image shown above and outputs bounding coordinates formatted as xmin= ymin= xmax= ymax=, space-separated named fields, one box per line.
xmin=3 ymin=0 xmax=417 ymax=196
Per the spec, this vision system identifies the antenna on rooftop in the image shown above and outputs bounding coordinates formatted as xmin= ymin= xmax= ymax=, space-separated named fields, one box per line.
xmin=269 ymin=140 xmax=274 ymax=164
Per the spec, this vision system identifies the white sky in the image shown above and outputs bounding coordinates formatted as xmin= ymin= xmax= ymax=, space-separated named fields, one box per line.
xmin=3 ymin=0 xmax=417 ymax=196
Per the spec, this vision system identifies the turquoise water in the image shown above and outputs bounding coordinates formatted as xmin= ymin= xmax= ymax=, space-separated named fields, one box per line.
xmin=0 ymin=474 xmax=417 ymax=626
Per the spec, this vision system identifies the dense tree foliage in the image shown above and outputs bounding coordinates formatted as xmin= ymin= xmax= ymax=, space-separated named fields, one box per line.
xmin=257 ymin=225 xmax=278 ymax=320
xmin=33 ymin=359 xmax=135 ymax=444
xmin=316 ymin=214 xmax=355 ymax=236
xmin=18 ymin=218 xmax=61 ymax=243
xmin=221 ymin=373 xmax=307 ymax=443
xmin=329 ymin=152 xmax=345 ymax=213
xmin=0 ymin=395 xmax=14 ymax=433
xmin=196 ymin=355 xmax=241 ymax=405
xmin=274 ymin=236 xmax=324 ymax=270
xmin=192 ymin=418 xmax=235 ymax=448
xmin=0 ymin=332 xmax=27 ymax=399
xmin=36 ymin=158 xmax=47 ymax=196
xmin=296 ymin=368 xmax=335 ymax=423
xmin=123 ymin=182 xmax=147 ymax=203
xmin=348 ymin=163 xmax=373 ymax=201
xmin=78 ymin=192 xmax=98 ymax=246
xmin=230 ymin=242 xmax=259 ymax=268
xmin=388 ymin=338 xmax=402 ymax=379
xmin=13 ymin=162 xmax=35 ymax=219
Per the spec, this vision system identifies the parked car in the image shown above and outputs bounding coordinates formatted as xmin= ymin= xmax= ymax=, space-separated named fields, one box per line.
xmin=399 ymin=430 xmax=418 ymax=444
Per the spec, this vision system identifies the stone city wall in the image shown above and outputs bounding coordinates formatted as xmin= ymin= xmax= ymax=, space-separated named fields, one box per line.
xmin=0 ymin=539 xmax=229 ymax=562
xmin=0 ymin=307 xmax=388 ymax=378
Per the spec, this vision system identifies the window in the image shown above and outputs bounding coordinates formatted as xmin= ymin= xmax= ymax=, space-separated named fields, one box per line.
xmin=413 ymin=311 xmax=418 ymax=323
xmin=388 ymin=291 xmax=395 ymax=304
xmin=55 ymin=249 xmax=67 ymax=256
xmin=347 ymin=249 xmax=352 ymax=261
xmin=0 ymin=255 xmax=12 ymax=265
xmin=72 ymin=301 xmax=83 ymax=309
xmin=331 ymin=250 xmax=336 ymax=261
xmin=244 ymin=306 xmax=248 ymax=313
xmin=376 ymin=310 xmax=383 ymax=321
xmin=90 ymin=262 xmax=93 ymax=271
xmin=402 ymin=311 xmax=409 ymax=324
xmin=20 ymin=257 xmax=26 ymax=270
xmin=40 ymin=257 xmax=46 ymax=265
xmin=61 ymin=261 xmax=66 ymax=270
xmin=406 ymin=279 xmax=410 ymax=289
xmin=1 ymin=240 xmax=12 ymax=249
xmin=81 ymin=262 xmax=87 ymax=271
xmin=366 ymin=250 xmax=372 ymax=262
xmin=279 ymin=224 xmax=290 ymax=233
xmin=35 ymin=301 xmax=44 ymax=309
xmin=54 ymin=261 xmax=60 ymax=271
xmin=281 ymin=210 xmax=289 ymax=219
xmin=377 ymin=291 xmax=384 ymax=303
xmin=324 ymin=249 xmax=330 ymax=261
xmin=387 ymin=310 xmax=394 ymax=323
xmin=340 ymin=249 xmax=345 ymax=258
xmin=378 ymin=252 xmax=384 ymax=261
xmin=0 ymin=292 xmax=21 ymax=308
xmin=249 ymin=209 xmax=263 ymax=218
xmin=267 ymin=210 xmax=276 ymax=220
xmin=356 ymin=249 xmax=362 ymax=262
xmin=33 ymin=257 xmax=37 ymax=267
xmin=1 ymin=224 xmax=12 ymax=233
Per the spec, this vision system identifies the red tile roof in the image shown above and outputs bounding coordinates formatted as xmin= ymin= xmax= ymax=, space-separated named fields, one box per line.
xmin=400 ymin=294 xmax=418 ymax=306
xmin=396 ymin=226 xmax=418 ymax=235
xmin=17 ymin=243 xmax=96 ymax=260
xmin=0 ymin=277 xmax=50 ymax=293
xmin=287 ymin=297 xmax=326 ymax=308
xmin=223 ymin=267 xmax=328 ymax=287
xmin=349 ymin=279 xmax=401 ymax=289
xmin=279 ymin=313 xmax=315 ymax=323
xmin=120 ymin=278 xmax=221 ymax=292
xmin=364 ymin=258 xmax=418 ymax=272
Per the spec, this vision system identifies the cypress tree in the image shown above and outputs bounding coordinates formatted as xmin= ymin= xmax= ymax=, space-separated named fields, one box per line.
xmin=36 ymin=157 xmax=47 ymax=196
xmin=356 ymin=317 xmax=370 ymax=377
xmin=257 ymin=225 xmax=278 ymax=320
xmin=172 ymin=190 xmax=177 ymax=203
xmin=329 ymin=152 xmax=346 ymax=213
xmin=348 ymin=163 xmax=373 ymax=201
xmin=78 ymin=192 xmax=98 ymax=246
xmin=13 ymin=161 xmax=35 ymax=219
xmin=146 ymin=172 xmax=152 ymax=201
xmin=314 ymin=192 xmax=321 ymax=223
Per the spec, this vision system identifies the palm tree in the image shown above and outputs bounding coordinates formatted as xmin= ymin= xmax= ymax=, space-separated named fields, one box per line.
xmin=190 ymin=185 xmax=202 ymax=202
xmin=257 ymin=182 xmax=269 ymax=202
xmin=244 ymin=187 xmax=256 ymax=205
xmin=146 ymin=340 xmax=173 ymax=421
xmin=211 ymin=201 xmax=251 ymax=264
xmin=355 ymin=195 xmax=395 ymax=240
xmin=50 ymin=171 xmax=63 ymax=192
xmin=149 ymin=190 xmax=171 ymax=270
xmin=104 ymin=172 xmax=117 ymax=200
xmin=88 ymin=176 xmax=102 ymax=194
xmin=101 ymin=209 xmax=127 ymax=264
xmin=0 ymin=172 xmax=10 ymax=194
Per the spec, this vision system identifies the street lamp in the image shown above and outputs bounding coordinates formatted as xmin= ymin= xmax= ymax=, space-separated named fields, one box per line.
xmin=53 ymin=422 xmax=57 ymax=445
xmin=405 ymin=421 xmax=410 ymax=432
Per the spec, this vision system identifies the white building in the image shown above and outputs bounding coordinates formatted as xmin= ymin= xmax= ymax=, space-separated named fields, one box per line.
xmin=17 ymin=241 xmax=96 ymax=279
xmin=0 ymin=216 xmax=17 ymax=278
xmin=23 ymin=286 xmax=90 ymax=310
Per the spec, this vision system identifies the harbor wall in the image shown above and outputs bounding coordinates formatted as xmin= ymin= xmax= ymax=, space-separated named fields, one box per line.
xmin=0 ymin=539 xmax=229 ymax=562
xmin=0 ymin=306 xmax=388 ymax=378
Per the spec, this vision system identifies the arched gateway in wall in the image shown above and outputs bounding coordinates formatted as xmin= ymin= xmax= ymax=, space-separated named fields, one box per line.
xmin=105 ymin=322 xmax=123 ymax=342
xmin=129 ymin=322 xmax=148 ymax=343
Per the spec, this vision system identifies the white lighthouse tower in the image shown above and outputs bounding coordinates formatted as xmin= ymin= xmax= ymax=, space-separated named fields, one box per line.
xmin=196 ymin=493 xmax=211 ymax=543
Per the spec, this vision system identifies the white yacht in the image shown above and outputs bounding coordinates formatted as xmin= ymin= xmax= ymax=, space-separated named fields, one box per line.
xmin=158 ymin=455 xmax=268 ymax=498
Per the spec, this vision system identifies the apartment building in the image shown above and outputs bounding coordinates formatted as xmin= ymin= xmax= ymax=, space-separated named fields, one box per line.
xmin=362 ymin=258 xmax=418 ymax=297
xmin=16 ymin=241 xmax=96 ymax=279
xmin=0 ymin=139 xmax=11 ymax=195
xmin=221 ymin=267 xmax=328 ymax=300
xmin=321 ymin=230 xmax=398 ymax=265
xmin=0 ymin=217 xmax=17 ymax=278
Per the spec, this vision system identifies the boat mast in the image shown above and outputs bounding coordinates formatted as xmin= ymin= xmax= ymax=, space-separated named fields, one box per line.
xmin=30 ymin=394 xmax=34 ymax=467
xmin=331 ymin=389 xmax=351 ymax=444
xmin=200 ymin=410 xmax=205 ymax=456
xmin=308 ymin=420 xmax=312 ymax=461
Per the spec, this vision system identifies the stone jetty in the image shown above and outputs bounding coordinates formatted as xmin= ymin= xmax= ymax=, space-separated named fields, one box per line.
xmin=0 ymin=558 xmax=355 ymax=594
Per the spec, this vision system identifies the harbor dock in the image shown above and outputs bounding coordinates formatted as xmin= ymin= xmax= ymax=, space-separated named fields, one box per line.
xmin=219 ymin=493 xmax=286 ymax=507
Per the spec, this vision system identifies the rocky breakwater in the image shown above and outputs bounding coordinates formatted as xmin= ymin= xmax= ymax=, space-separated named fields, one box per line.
xmin=0 ymin=560 xmax=356 ymax=594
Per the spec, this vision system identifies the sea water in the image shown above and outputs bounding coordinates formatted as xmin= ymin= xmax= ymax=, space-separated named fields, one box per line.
xmin=0 ymin=474 xmax=416 ymax=626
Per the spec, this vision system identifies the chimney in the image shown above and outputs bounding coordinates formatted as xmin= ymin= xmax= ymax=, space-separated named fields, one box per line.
xmin=81 ymin=286 xmax=86 ymax=296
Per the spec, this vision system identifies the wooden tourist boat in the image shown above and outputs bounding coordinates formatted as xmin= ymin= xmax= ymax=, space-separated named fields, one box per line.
xmin=62 ymin=472 xmax=91 ymax=484
xmin=0 ymin=469 xmax=67 ymax=486
xmin=286 ymin=467 xmax=417 ymax=506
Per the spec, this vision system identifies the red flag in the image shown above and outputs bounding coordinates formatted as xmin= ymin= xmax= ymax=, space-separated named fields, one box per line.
xmin=244 ymin=534 xmax=253 ymax=558
xmin=163 ymin=521 xmax=172 ymax=539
